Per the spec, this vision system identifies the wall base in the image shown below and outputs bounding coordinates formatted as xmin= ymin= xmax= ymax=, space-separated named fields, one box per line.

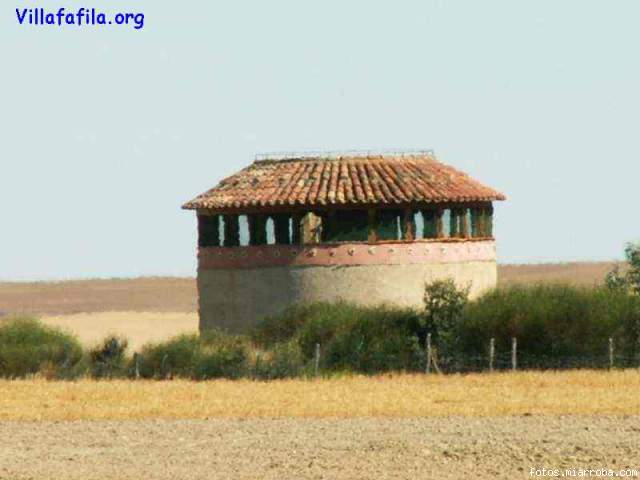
xmin=198 ymin=261 xmax=497 ymax=333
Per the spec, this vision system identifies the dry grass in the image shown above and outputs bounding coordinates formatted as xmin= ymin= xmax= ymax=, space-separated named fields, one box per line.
xmin=1 ymin=370 xmax=638 ymax=421
xmin=40 ymin=311 xmax=198 ymax=351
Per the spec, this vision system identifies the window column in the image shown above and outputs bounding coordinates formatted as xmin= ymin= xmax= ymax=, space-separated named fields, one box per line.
xmin=484 ymin=204 xmax=494 ymax=237
xmin=470 ymin=204 xmax=494 ymax=238
xmin=223 ymin=214 xmax=240 ymax=247
xmin=401 ymin=208 xmax=415 ymax=241
xmin=291 ymin=213 xmax=304 ymax=245
xmin=197 ymin=214 xmax=220 ymax=247
xmin=460 ymin=208 xmax=470 ymax=238
xmin=273 ymin=213 xmax=291 ymax=245
xmin=248 ymin=214 xmax=268 ymax=245
xmin=450 ymin=209 xmax=460 ymax=238
xmin=377 ymin=209 xmax=401 ymax=241
xmin=422 ymin=209 xmax=438 ymax=239
xmin=367 ymin=209 xmax=378 ymax=243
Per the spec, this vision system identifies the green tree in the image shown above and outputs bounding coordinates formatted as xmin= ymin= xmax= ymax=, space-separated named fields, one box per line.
xmin=606 ymin=242 xmax=640 ymax=295
xmin=423 ymin=279 xmax=469 ymax=360
xmin=605 ymin=265 xmax=629 ymax=292
xmin=625 ymin=242 xmax=640 ymax=294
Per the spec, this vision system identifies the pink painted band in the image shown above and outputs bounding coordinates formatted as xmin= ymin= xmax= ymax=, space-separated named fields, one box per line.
xmin=198 ymin=240 xmax=496 ymax=270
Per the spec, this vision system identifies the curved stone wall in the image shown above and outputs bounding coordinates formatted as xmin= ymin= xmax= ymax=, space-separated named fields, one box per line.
xmin=197 ymin=240 xmax=497 ymax=332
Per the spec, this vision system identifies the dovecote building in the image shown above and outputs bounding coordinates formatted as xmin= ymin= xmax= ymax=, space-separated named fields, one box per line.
xmin=183 ymin=152 xmax=505 ymax=332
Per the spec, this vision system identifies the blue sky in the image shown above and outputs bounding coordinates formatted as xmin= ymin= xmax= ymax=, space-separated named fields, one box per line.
xmin=2 ymin=1 xmax=639 ymax=280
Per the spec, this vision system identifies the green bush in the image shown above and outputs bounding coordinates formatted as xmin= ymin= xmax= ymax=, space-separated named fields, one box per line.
xmin=254 ymin=283 xmax=640 ymax=373
xmin=423 ymin=279 xmax=469 ymax=360
xmin=138 ymin=334 xmax=201 ymax=378
xmin=0 ymin=317 xmax=83 ymax=378
xmin=253 ymin=340 xmax=307 ymax=379
xmin=89 ymin=336 xmax=129 ymax=378
xmin=295 ymin=302 xmax=363 ymax=358
xmin=255 ymin=302 xmax=424 ymax=374
xmin=252 ymin=304 xmax=314 ymax=347
xmin=459 ymin=284 xmax=640 ymax=368
xmin=137 ymin=331 xmax=249 ymax=380
xmin=194 ymin=333 xmax=249 ymax=380
xmin=321 ymin=306 xmax=423 ymax=373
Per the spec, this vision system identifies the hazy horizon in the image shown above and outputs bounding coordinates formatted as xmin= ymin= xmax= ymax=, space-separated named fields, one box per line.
xmin=3 ymin=1 xmax=639 ymax=281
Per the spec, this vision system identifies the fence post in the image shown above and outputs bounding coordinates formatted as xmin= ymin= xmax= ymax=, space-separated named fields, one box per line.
xmin=254 ymin=352 xmax=261 ymax=379
xmin=609 ymin=337 xmax=614 ymax=370
xmin=314 ymin=343 xmax=320 ymax=377
xmin=511 ymin=337 xmax=517 ymax=371
xmin=425 ymin=333 xmax=432 ymax=374
xmin=134 ymin=352 xmax=140 ymax=380
xmin=161 ymin=353 xmax=170 ymax=379
xmin=489 ymin=338 xmax=495 ymax=373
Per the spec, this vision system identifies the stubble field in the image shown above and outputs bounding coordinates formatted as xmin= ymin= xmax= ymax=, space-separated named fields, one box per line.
xmin=2 ymin=415 xmax=638 ymax=480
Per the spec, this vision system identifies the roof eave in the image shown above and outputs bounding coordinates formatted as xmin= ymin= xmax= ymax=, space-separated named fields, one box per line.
xmin=182 ymin=196 xmax=506 ymax=214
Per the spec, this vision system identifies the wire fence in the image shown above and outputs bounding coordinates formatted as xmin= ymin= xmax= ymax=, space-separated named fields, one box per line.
xmin=427 ymin=352 xmax=639 ymax=373
xmin=307 ymin=335 xmax=640 ymax=377
xmin=44 ymin=335 xmax=640 ymax=381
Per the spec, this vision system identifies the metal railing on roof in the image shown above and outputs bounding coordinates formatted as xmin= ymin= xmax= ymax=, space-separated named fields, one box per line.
xmin=254 ymin=149 xmax=436 ymax=162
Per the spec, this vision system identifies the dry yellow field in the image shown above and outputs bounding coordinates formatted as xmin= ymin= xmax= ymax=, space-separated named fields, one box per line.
xmin=39 ymin=311 xmax=198 ymax=351
xmin=2 ymin=370 xmax=639 ymax=421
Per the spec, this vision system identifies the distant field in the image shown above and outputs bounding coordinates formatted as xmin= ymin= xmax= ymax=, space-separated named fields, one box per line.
xmin=0 ymin=278 xmax=199 ymax=347
xmin=499 ymin=261 xmax=621 ymax=287
xmin=0 ymin=276 xmax=197 ymax=316
xmin=0 ymin=262 xmax=619 ymax=317
xmin=39 ymin=311 xmax=198 ymax=351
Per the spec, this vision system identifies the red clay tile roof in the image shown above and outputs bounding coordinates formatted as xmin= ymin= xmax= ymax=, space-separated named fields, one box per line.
xmin=182 ymin=154 xmax=505 ymax=212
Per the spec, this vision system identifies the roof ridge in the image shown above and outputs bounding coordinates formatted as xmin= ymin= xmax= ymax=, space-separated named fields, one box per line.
xmin=252 ymin=153 xmax=438 ymax=166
